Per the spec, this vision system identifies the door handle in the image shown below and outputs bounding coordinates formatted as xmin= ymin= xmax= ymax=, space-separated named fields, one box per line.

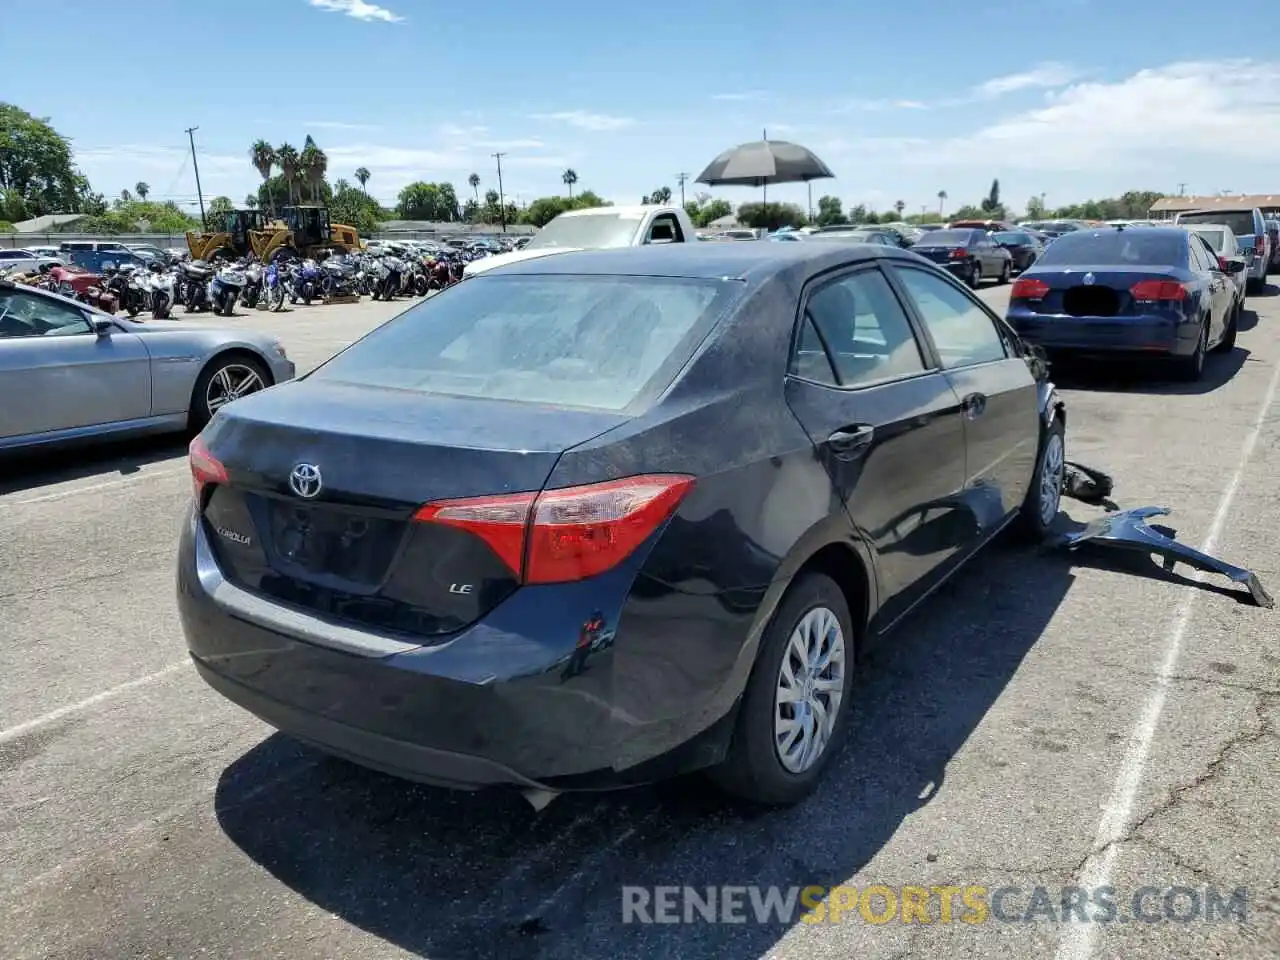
xmin=827 ymin=424 xmax=875 ymax=456
xmin=961 ymin=392 xmax=987 ymax=419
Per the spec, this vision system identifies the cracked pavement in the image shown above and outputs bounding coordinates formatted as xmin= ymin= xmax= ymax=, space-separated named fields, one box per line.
xmin=1 ymin=286 xmax=1277 ymax=960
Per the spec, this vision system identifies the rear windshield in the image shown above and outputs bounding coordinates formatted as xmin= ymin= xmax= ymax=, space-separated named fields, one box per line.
xmin=1178 ymin=211 xmax=1255 ymax=237
xmin=311 ymin=274 xmax=739 ymax=412
xmin=915 ymin=230 xmax=971 ymax=245
xmin=1034 ymin=230 xmax=1187 ymax=267
xmin=1186 ymin=228 xmax=1227 ymax=251
xmin=993 ymin=231 xmax=1034 ymax=244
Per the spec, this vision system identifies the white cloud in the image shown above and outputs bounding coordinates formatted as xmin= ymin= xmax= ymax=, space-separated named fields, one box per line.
xmin=711 ymin=91 xmax=769 ymax=102
xmin=917 ymin=60 xmax=1280 ymax=171
xmin=974 ymin=62 xmax=1079 ymax=98
xmin=894 ymin=100 xmax=928 ymax=110
xmin=532 ymin=110 xmax=636 ymax=131
xmin=835 ymin=98 xmax=931 ymax=113
xmin=306 ymin=0 xmax=403 ymax=23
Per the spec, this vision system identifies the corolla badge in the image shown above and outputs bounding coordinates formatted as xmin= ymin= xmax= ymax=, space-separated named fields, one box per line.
xmin=289 ymin=463 xmax=323 ymax=499
xmin=1082 ymin=272 xmax=1096 ymax=285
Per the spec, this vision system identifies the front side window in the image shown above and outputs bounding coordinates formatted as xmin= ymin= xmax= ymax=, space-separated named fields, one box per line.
xmin=0 ymin=290 xmax=93 ymax=339
xmin=893 ymin=267 xmax=1008 ymax=368
xmin=793 ymin=268 xmax=926 ymax=387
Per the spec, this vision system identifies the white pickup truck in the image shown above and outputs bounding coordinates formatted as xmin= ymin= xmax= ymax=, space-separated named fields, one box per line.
xmin=463 ymin=204 xmax=698 ymax=278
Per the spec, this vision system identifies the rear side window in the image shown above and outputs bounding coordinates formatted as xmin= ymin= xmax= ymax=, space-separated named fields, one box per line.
xmin=792 ymin=268 xmax=925 ymax=387
xmin=1188 ymin=229 xmax=1226 ymax=251
xmin=1178 ymin=211 xmax=1256 ymax=237
xmin=311 ymin=274 xmax=739 ymax=412
xmin=1035 ymin=231 xmax=1188 ymax=267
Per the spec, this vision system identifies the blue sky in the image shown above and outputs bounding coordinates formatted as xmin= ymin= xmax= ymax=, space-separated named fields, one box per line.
xmin=4 ymin=0 xmax=1280 ymax=217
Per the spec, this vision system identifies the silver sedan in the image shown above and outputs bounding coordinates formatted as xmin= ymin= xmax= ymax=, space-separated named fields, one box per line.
xmin=0 ymin=279 xmax=295 ymax=453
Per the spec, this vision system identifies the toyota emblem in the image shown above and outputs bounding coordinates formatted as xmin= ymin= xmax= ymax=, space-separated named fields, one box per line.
xmin=289 ymin=463 xmax=323 ymax=499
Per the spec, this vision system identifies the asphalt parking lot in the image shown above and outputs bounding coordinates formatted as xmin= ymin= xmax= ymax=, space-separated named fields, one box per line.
xmin=2 ymin=283 xmax=1277 ymax=960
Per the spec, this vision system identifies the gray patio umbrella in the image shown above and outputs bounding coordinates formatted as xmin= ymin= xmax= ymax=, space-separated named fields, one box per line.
xmin=695 ymin=132 xmax=835 ymax=212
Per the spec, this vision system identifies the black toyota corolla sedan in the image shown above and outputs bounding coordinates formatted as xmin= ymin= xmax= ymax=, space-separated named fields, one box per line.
xmin=178 ymin=243 xmax=1067 ymax=807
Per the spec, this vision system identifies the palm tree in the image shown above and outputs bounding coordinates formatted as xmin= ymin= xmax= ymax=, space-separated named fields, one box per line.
xmin=562 ymin=168 xmax=578 ymax=201
xmin=276 ymin=143 xmax=300 ymax=206
xmin=244 ymin=194 xmax=257 ymax=209
xmin=355 ymin=166 xmax=371 ymax=196
xmin=937 ymin=189 xmax=947 ymax=217
xmin=894 ymin=199 xmax=905 ymax=217
xmin=119 ymin=189 xmax=132 ymax=204
xmin=250 ymin=140 xmax=277 ymax=213
xmin=135 ymin=182 xmax=150 ymax=201
xmin=335 ymin=178 xmax=351 ymax=194
xmin=300 ymin=136 xmax=327 ymax=203
xmin=468 ymin=172 xmax=480 ymax=205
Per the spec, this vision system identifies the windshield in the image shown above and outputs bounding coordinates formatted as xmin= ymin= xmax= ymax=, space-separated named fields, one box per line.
xmin=1187 ymin=228 xmax=1227 ymax=251
xmin=525 ymin=213 xmax=643 ymax=250
xmin=1034 ymin=230 xmax=1187 ymax=267
xmin=994 ymin=232 xmax=1033 ymax=244
xmin=311 ymin=274 xmax=740 ymax=412
xmin=1178 ymin=211 xmax=1255 ymax=237
xmin=915 ymin=230 xmax=972 ymax=245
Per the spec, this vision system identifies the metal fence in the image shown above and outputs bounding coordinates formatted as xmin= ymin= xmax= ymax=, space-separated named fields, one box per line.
xmin=1 ymin=223 xmax=537 ymax=250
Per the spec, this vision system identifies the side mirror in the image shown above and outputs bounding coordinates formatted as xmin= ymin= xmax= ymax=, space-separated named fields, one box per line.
xmin=1226 ymin=258 xmax=1246 ymax=274
xmin=91 ymin=317 xmax=113 ymax=336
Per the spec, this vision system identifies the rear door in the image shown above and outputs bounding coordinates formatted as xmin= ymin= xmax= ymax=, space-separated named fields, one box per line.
xmin=0 ymin=289 xmax=151 ymax=440
xmin=889 ymin=264 xmax=1040 ymax=538
xmin=783 ymin=262 xmax=970 ymax=627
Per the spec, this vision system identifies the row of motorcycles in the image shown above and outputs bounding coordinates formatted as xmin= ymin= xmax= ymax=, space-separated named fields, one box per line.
xmin=16 ymin=246 xmax=486 ymax=321
xmin=104 ymin=248 xmax=479 ymax=321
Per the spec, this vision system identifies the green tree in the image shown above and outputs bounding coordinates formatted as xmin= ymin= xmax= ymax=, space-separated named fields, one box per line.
xmin=135 ymin=182 xmax=149 ymax=201
xmin=329 ymin=178 xmax=382 ymax=234
xmin=737 ymin=201 xmax=806 ymax=230
xmin=467 ymin=172 xmax=480 ymax=206
xmin=276 ymin=143 xmax=300 ymax=206
xmin=894 ymin=199 xmax=906 ymax=217
xmin=649 ymin=186 xmax=673 ymax=205
xmin=981 ymin=179 xmax=1001 ymax=212
xmin=0 ymin=103 xmax=82 ymax=217
xmin=250 ymin=140 xmax=276 ymax=213
xmin=562 ymin=168 xmax=578 ymax=201
xmin=355 ymin=166 xmax=371 ymax=195
xmin=396 ymin=181 xmax=460 ymax=221
xmin=950 ymin=203 xmax=986 ymax=220
xmin=815 ymin=195 xmax=847 ymax=227
xmin=937 ymin=189 xmax=947 ymax=216
xmin=208 ymin=196 xmax=235 ymax=216
xmin=300 ymin=136 xmax=328 ymax=203
xmin=848 ymin=203 xmax=868 ymax=224
xmin=1025 ymin=195 xmax=1047 ymax=220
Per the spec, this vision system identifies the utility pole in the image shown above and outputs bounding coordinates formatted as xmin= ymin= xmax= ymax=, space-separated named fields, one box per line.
xmin=1178 ymin=182 xmax=1187 ymax=196
xmin=492 ymin=152 xmax=507 ymax=233
xmin=807 ymin=182 xmax=813 ymax=223
xmin=185 ymin=126 xmax=206 ymax=229
xmin=675 ymin=172 xmax=689 ymax=207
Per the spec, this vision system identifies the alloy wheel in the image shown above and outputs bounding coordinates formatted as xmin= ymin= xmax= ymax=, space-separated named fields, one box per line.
xmin=206 ymin=363 xmax=266 ymax=413
xmin=1038 ymin=431 xmax=1065 ymax=528
xmin=774 ymin=606 xmax=846 ymax=774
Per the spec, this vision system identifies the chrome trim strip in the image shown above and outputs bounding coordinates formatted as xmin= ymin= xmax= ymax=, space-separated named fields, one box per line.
xmin=194 ymin=520 xmax=420 ymax=659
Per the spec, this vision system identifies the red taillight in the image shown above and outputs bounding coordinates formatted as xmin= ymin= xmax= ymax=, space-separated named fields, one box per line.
xmin=414 ymin=474 xmax=695 ymax=584
xmin=1130 ymin=279 xmax=1188 ymax=302
xmin=1255 ymin=235 xmax=1265 ymax=253
xmin=949 ymin=247 xmax=968 ymax=259
xmin=1218 ymin=256 xmax=1229 ymax=271
xmin=1011 ymin=277 xmax=1050 ymax=299
xmin=189 ymin=435 xmax=228 ymax=503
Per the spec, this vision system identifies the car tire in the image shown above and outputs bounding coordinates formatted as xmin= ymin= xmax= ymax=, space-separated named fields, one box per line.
xmin=1012 ymin=415 xmax=1065 ymax=542
xmin=1246 ymin=275 xmax=1264 ymax=295
xmin=189 ymin=354 xmax=271 ymax=431
xmin=998 ymin=260 xmax=1011 ymax=284
xmin=710 ymin=572 xmax=855 ymax=806
xmin=1213 ymin=302 xmax=1239 ymax=354
xmin=968 ymin=262 xmax=981 ymax=288
xmin=1173 ymin=315 xmax=1209 ymax=381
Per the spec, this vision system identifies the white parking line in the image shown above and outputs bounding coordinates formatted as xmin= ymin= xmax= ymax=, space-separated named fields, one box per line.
xmin=1054 ymin=356 xmax=1280 ymax=960
xmin=1 ymin=468 xmax=186 ymax=508
xmin=0 ymin=660 xmax=190 ymax=745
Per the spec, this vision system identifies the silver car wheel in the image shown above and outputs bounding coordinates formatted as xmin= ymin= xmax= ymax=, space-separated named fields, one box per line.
xmin=774 ymin=606 xmax=846 ymax=774
xmin=206 ymin=363 xmax=265 ymax=412
xmin=1039 ymin=430 xmax=1065 ymax=527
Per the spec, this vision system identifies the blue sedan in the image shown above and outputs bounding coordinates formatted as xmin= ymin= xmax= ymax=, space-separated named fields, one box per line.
xmin=1005 ymin=226 xmax=1241 ymax=380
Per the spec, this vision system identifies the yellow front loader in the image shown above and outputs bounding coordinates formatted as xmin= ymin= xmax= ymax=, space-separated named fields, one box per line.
xmin=249 ymin=206 xmax=363 ymax=262
xmin=185 ymin=209 xmax=267 ymax=261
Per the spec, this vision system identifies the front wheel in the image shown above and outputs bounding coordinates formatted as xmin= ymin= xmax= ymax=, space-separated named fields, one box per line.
xmin=968 ymin=262 xmax=981 ymax=287
xmin=710 ymin=572 xmax=855 ymax=806
xmin=998 ymin=260 xmax=1011 ymax=284
xmin=190 ymin=355 xmax=271 ymax=430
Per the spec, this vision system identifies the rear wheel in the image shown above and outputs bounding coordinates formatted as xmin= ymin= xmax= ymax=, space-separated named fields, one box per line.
xmin=1012 ymin=416 xmax=1065 ymax=542
xmin=711 ymin=572 xmax=855 ymax=806
xmin=998 ymin=260 xmax=1011 ymax=284
xmin=1173 ymin=315 xmax=1209 ymax=381
xmin=190 ymin=354 xmax=271 ymax=430
xmin=968 ymin=262 xmax=981 ymax=287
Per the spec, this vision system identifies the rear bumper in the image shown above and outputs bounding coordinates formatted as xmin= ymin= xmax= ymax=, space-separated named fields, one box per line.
xmin=1006 ymin=310 xmax=1200 ymax=356
xmin=177 ymin=511 xmax=744 ymax=791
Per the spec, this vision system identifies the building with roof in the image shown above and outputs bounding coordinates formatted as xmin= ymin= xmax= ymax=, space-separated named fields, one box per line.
xmin=1149 ymin=194 xmax=1280 ymax=220
xmin=11 ymin=214 xmax=89 ymax=233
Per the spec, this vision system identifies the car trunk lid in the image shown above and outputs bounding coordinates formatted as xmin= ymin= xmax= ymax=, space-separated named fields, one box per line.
xmin=197 ymin=380 xmax=626 ymax=641
xmin=1012 ymin=267 xmax=1186 ymax=317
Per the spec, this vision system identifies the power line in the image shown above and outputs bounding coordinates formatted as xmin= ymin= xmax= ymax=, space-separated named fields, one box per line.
xmin=675 ymin=172 xmax=689 ymax=207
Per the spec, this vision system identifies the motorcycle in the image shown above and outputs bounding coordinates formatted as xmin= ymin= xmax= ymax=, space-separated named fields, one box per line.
xmin=373 ymin=255 xmax=402 ymax=301
xmin=289 ymin=259 xmax=321 ymax=304
xmin=100 ymin=264 xmax=146 ymax=318
xmin=144 ymin=263 xmax=177 ymax=319
xmin=208 ymin=266 xmax=246 ymax=316
xmin=321 ymin=255 xmax=358 ymax=298
xmin=242 ymin=262 xmax=264 ymax=309
xmin=262 ymin=261 xmax=286 ymax=312
xmin=180 ymin=260 xmax=214 ymax=312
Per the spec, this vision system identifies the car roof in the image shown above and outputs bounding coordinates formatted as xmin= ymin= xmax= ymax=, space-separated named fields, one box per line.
xmin=487 ymin=242 xmax=920 ymax=281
